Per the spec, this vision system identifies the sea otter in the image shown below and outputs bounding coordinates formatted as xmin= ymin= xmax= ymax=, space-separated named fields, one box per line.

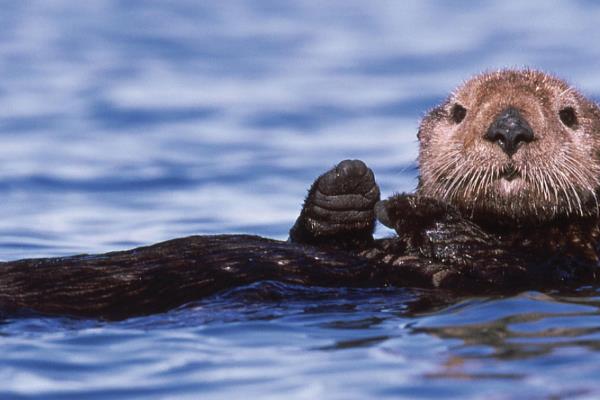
xmin=289 ymin=69 xmax=600 ymax=288
xmin=1 ymin=69 xmax=600 ymax=319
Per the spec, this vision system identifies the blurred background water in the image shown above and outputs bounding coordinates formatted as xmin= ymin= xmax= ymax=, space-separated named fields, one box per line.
xmin=2 ymin=1 xmax=600 ymax=399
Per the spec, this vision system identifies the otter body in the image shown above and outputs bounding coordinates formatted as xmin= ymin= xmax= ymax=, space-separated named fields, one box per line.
xmin=289 ymin=69 xmax=600 ymax=288
xmin=2 ymin=69 xmax=600 ymax=319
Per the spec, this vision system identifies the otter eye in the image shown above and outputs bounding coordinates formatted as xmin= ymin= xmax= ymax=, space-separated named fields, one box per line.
xmin=559 ymin=107 xmax=577 ymax=128
xmin=451 ymin=104 xmax=467 ymax=124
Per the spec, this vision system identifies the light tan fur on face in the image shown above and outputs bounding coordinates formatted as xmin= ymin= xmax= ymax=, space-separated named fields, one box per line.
xmin=417 ymin=69 xmax=600 ymax=223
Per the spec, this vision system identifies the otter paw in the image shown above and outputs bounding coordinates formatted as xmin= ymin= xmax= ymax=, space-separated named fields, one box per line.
xmin=290 ymin=159 xmax=380 ymax=244
xmin=375 ymin=194 xmax=456 ymax=233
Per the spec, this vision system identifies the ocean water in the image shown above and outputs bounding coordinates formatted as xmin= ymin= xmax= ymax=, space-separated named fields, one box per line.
xmin=2 ymin=1 xmax=600 ymax=398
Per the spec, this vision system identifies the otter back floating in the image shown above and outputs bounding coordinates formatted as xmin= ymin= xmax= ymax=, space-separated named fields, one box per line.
xmin=2 ymin=69 xmax=600 ymax=319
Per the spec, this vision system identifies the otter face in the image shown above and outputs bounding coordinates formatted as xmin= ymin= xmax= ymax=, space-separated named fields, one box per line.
xmin=417 ymin=69 xmax=600 ymax=223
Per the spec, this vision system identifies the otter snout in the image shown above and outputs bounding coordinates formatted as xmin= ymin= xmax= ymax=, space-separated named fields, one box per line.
xmin=484 ymin=107 xmax=534 ymax=157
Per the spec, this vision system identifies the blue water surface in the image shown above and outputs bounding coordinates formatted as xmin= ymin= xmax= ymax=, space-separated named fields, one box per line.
xmin=2 ymin=1 xmax=600 ymax=398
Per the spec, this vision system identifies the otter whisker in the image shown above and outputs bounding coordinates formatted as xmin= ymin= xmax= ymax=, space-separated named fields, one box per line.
xmin=429 ymin=154 xmax=461 ymax=182
xmin=560 ymin=154 xmax=599 ymax=216
xmin=446 ymin=161 xmax=478 ymax=201
xmin=470 ymin=167 xmax=485 ymax=198
xmin=566 ymin=153 xmax=600 ymax=190
xmin=437 ymin=160 xmax=465 ymax=200
xmin=542 ymin=165 xmax=559 ymax=210
xmin=530 ymin=165 xmax=545 ymax=205
xmin=540 ymin=167 xmax=560 ymax=216
xmin=419 ymin=69 xmax=600 ymax=223
xmin=549 ymin=167 xmax=577 ymax=215
xmin=474 ymin=166 xmax=493 ymax=199
xmin=463 ymin=164 xmax=481 ymax=197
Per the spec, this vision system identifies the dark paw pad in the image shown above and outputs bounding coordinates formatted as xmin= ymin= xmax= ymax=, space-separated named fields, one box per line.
xmin=313 ymin=159 xmax=379 ymax=212
xmin=291 ymin=159 xmax=380 ymax=243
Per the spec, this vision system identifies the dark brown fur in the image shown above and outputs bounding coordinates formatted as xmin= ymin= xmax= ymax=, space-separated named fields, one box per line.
xmin=2 ymin=69 xmax=600 ymax=320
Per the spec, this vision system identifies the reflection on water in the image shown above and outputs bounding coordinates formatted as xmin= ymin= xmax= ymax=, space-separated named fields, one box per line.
xmin=3 ymin=288 xmax=600 ymax=398
xmin=2 ymin=1 xmax=600 ymax=398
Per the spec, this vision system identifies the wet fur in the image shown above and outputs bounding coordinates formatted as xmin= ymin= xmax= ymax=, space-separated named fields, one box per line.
xmin=418 ymin=69 xmax=600 ymax=223
xmin=2 ymin=69 xmax=600 ymax=320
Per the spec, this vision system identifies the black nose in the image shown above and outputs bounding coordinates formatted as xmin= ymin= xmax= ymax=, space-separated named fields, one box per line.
xmin=484 ymin=107 xmax=534 ymax=157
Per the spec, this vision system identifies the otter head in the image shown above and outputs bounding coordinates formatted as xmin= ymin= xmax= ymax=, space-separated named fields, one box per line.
xmin=417 ymin=69 xmax=600 ymax=224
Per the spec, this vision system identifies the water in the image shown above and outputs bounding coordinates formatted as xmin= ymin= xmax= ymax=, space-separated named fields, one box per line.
xmin=2 ymin=1 xmax=600 ymax=398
